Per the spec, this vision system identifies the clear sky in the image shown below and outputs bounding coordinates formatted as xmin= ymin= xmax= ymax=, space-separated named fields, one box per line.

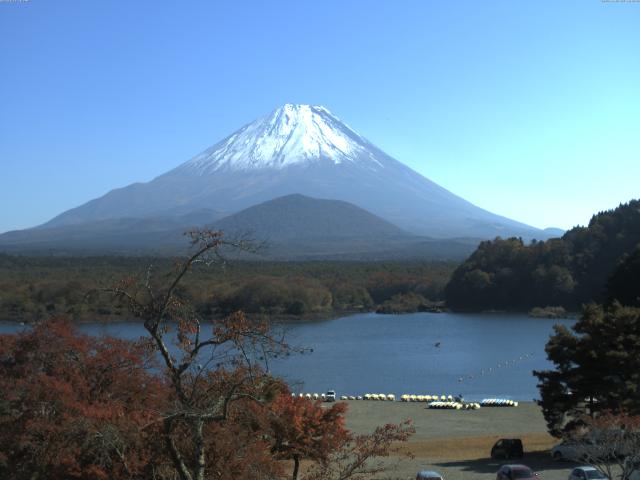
xmin=1 ymin=0 xmax=639 ymax=233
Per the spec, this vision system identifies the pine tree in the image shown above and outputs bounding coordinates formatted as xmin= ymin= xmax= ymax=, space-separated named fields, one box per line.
xmin=534 ymin=303 xmax=640 ymax=436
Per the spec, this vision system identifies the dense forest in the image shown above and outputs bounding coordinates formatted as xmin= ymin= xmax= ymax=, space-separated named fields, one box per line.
xmin=445 ymin=199 xmax=640 ymax=311
xmin=0 ymin=255 xmax=456 ymax=323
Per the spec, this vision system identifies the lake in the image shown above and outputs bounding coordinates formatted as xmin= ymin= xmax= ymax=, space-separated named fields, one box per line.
xmin=0 ymin=312 xmax=574 ymax=401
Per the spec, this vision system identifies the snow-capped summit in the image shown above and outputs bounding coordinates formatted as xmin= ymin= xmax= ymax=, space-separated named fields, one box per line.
xmin=179 ymin=104 xmax=382 ymax=174
xmin=25 ymin=103 xmax=555 ymax=242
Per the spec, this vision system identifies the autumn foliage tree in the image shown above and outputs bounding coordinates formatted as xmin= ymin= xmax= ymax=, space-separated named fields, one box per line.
xmin=268 ymin=394 xmax=415 ymax=480
xmin=1 ymin=229 xmax=415 ymax=479
xmin=0 ymin=318 xmax=166 ymax=479
xmin=103 ymin=230 xmax=296 ymax=480
xmin=270 ymin=395 xmax=349 ymax=480
xmin=105 ymin=229 xmax=415 ymax=479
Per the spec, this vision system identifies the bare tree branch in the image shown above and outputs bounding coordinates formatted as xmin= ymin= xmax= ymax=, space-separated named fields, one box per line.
xmin=96 ymin=228 xmax=291 ymax=480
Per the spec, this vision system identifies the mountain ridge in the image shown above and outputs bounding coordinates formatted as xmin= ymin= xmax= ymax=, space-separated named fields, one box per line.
xmin=0 ymin=194 xmax=479 ymax=260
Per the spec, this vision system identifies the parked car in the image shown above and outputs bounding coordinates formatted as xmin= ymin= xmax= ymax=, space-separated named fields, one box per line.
xmin=491 ymin=439 xmax=524 ymax=459
xmin=568 ymin=466 xmax=608 ymax=480
xmin=551 ymin=440 xmax=600 ymax=461
xmin=325 ymin=390 xmax=336 ymax=402
xmin=416 ymin=470 xmax=444 ymax=480
xmin=496 ymin=464 xmax=537 ymax=480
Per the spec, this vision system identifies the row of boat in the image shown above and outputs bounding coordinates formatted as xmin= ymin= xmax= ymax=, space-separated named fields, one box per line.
xmin=400 ymin=394 xmax=459 ymax=402
xmin=480 ymin=398 xmax=519 ymax=407
xmin=362 ymin=393 xmax=396 ymax=401
xmin=428 ymin=401 xmax=481 ymax=410
xmin=293 ymin=393 xmax=331 ymax=400
xmin=291 ymin=393 xmax=519 ymax=407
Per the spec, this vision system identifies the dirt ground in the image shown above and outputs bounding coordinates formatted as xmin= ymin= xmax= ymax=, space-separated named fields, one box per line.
xmin=337 ymin=401 xmax=580 ymax=480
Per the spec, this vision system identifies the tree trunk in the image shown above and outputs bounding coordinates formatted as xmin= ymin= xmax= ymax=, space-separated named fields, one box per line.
xmin=292 ymin=454 xmax=300 ymax=480
xmin=164 ymin=418 xmax=194 ymax=480
xmin=194 ymin=419 xmax=206 ymax=480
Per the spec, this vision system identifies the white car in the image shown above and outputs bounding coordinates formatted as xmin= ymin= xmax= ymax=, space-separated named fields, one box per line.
xmin=568 ymin=466 xmax=608 ymax=480
xmin=325 ymin=390 xmax=336 ymax=402
xmin=551 ymin=440 xmax=600 ymax=461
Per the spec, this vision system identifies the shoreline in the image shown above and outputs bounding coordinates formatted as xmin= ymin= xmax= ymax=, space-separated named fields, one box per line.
xmin=0 ymin=309 xmax=369 ymax=325
xmin=0 ymin=307 xmax=579 ymax=325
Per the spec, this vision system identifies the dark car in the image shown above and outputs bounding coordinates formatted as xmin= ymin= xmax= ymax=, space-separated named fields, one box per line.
xmin=491 ymin=438 xmax=524 ymax=459
xmin=497 ymin=464 xmax=537 ymax=480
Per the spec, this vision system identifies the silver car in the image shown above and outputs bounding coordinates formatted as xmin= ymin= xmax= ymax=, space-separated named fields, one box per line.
xmin=551 ymin=440 xmax=600 ymax=461
xmin=568 ymin=466 xmax=608 ymax=480
xmin=416 ymin=470 xmax=444 ymax=480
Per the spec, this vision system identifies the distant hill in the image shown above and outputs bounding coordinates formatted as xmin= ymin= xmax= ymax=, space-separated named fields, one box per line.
xmin=445 ymin=199 xmax=640 ymax=310
xmin=0 ymin=210 xmax=220 ymax=255
xmin=0 ymin=194 xmax=478 ymax=260
xmin=213 ymin=194 xmax=408 ymax=241
xmin=210 ymin=194 xmax=479 ymax=260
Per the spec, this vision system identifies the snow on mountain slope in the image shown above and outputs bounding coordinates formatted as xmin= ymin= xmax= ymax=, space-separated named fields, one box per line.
xmin=29 ymin=103 xmax=553 ymax=241
xmin=178 ymin=104 xmax=383 ymax=173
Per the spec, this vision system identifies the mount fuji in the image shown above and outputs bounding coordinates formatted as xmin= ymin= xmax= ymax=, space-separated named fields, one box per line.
xmin=1 ymin=104 xmax=558 ymax=255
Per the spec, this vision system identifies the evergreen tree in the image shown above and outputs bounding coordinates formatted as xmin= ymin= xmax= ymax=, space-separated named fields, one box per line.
xmin=534 ymin=303 xmax=640 ymax=436
xmin=607 ymin=246 xmax=640 ymax=307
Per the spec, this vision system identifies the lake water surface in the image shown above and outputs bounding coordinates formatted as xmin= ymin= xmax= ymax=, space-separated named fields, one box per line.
xmin=0 ymin=312 xmax=574 ymax=401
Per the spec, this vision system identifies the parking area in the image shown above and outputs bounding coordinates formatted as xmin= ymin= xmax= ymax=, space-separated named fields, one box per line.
xmin=342 ymin=401 xmax=580 ymax=479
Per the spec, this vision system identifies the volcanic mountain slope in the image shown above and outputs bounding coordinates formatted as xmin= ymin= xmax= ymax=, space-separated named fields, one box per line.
xmin=0 ymin=210 xmax=217 ymax=254
xmin=33 ymin=104 xmax=552 ymax=240
xmin=209 ymin=194 xmax=478 ymax=260
xmin=213 ymin=194 xmax=409 ymax=242
xmin=0 ymin=104 xmax=562 ymax=256
xmin=0 ymin=194 xmax=478 ymax=260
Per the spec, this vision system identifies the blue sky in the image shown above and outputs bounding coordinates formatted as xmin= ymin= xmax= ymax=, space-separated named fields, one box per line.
xmin=1 ymin=0 xmax=639 ymax=233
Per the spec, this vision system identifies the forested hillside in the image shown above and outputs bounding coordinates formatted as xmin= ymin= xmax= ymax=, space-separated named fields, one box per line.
xmin=0 ymin=255 xmax=455 ymax=323
xmin=445 ymin=200 xmax=640 ymax=311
